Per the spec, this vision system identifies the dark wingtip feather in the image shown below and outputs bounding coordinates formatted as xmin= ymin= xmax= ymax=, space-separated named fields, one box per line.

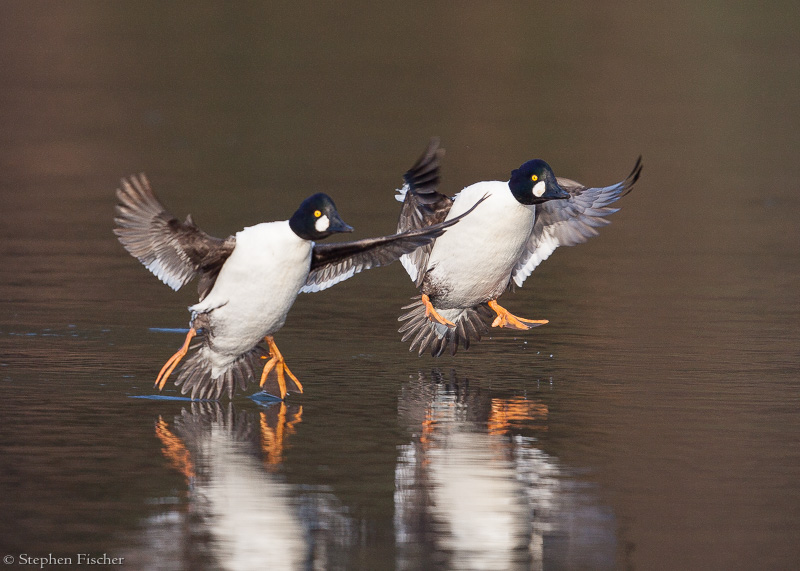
xmin=403 ymin=137 xmax=445 ymax=197
xmin=620 ymin=156 xmax=643 ymax=197
xmin=114 ymin=173 xmax=157 ymax=227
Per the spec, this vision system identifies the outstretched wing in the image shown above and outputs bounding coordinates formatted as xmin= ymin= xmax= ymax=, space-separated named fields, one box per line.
xmin=511 ymin=157 xmax=643 ymax=288
xmin=113 ymin=173 xmax=235 ymax=300
xmin=394 ymin=137 xmax=454 ymax=285
xmin=302 ymin=196 xmax=485 ymax=293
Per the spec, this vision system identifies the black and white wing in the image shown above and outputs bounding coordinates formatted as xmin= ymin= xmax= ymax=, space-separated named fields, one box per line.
xmin=511 ymin=157 xmax=642 ymax=288
xmin=301 ymin=218 xmax=463 ymax=293
xmin=394 ymin=137 xmax=455 ymax=286
xmin=114 ymin=173 xmax=235 ymax=300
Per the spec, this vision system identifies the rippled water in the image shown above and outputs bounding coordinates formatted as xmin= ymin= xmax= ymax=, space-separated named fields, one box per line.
xmin=1 ymin=2 xmax=799 ymax=570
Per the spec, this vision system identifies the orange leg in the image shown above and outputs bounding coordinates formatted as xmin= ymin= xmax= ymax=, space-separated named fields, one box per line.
xmin=154 ymin=328 xmax=197 ymax=390
xmin=487 ymin=299 xmax=548 ymax=330
xmin=421 ymin=294 xmax=456 ymax=327
xmin=259 ymin=336 xmax=304 ymax=400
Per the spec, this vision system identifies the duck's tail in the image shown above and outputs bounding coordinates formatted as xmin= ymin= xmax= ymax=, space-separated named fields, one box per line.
xmin=174 ymin=339 xmax=269 ymax=400
xmin=398 ymin=296 xmax=492 ymax=357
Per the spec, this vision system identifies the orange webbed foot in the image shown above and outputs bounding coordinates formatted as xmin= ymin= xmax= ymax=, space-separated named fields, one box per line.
xmin=155 ymin=328 xmax=197 ymax=390
xmin=487 ymin=300 xmax=548 ymax=330
xmin=259 ymin=336 xmax=304 ymax=400
xmin=421 ymin=294 xmax=456 ymax=328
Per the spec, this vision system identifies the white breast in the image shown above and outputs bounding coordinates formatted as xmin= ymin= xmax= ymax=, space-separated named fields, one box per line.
xmin=190 ymin=221 xmax=312 ymax=359
xmin=425 ymin=181 xmax=535 ymax=308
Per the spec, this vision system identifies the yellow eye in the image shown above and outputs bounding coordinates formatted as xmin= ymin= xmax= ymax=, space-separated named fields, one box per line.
xmin=314 ymin=210 xmax=322 ymax=217
xmin=531 ymin=175 xmax=538 ymax=182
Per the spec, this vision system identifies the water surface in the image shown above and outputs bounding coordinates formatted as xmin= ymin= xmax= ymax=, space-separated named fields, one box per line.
xmin=1 ymin=2 xmax=799 ymax=569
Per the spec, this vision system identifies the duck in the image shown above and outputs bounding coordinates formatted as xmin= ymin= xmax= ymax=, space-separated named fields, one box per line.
xmin=114 ymin=173 xmax=473 ymax=399
xmin=393 ymin=138 xmax=642 ymax=356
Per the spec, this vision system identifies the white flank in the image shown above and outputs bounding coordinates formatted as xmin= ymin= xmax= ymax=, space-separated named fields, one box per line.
xmin=424 ymin=181 xmax=536 ymax=307
xmin=189 ymin=221 xmax=311 ymax=377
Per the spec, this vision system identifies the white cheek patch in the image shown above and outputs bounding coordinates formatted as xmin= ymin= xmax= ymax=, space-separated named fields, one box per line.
xmin=532 ymin=180 xmax=546 ymax=197
xmin=315 ymin=215 xmax=330 ymax=232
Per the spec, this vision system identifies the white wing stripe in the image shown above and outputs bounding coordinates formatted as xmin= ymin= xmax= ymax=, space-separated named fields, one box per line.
xmin=400 ymin=253 xmax=419 ymax=283
xmin=299 ymin=266 xmax=357 ymax=293
xmin=512 ymin=231 xmax=559 ymax=287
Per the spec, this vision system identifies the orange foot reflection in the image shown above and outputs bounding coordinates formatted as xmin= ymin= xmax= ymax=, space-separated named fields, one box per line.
xmin=260 ymin=403 xmax=304 ymax=468
xmin=155 ymin=416 xmax=195 ymax=481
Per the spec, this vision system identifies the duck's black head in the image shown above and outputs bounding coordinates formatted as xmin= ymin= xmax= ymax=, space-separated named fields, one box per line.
xmin=508 ymin=159 xmax=570 ymax=205
xmin=289 ymin=193 xmax=354 ymax=240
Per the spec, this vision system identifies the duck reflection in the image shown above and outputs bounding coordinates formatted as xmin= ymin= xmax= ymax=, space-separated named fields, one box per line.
xmin=155 ymin=400 xmax=303 ymax=481
xmin=154 ymin=401 xmax=306 ymax=569
xmin=395 ymin=369 xmax=616 ymax=571
xmin=137 ymin=400 xmax=353 ymax=571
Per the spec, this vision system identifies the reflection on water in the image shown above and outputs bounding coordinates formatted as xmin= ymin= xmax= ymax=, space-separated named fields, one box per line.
xmin=1 ymin=1 xmax=798 ymax=567
xmin=395 ymin=370 xmax=615 ymax=570
xmin=125 ymin=373 xmax=616 ymax=569
xmin=155 ymin=401 xmax=304 ymax=476
xmin=134 ymin=401 xmax=352 ymax=570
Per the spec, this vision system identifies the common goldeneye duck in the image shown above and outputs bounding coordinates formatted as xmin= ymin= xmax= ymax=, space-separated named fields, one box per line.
xmin=114 ymin=174 xmax=470 ymax=400
xmin=394 ymin=138 xmax=643 ymax=356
